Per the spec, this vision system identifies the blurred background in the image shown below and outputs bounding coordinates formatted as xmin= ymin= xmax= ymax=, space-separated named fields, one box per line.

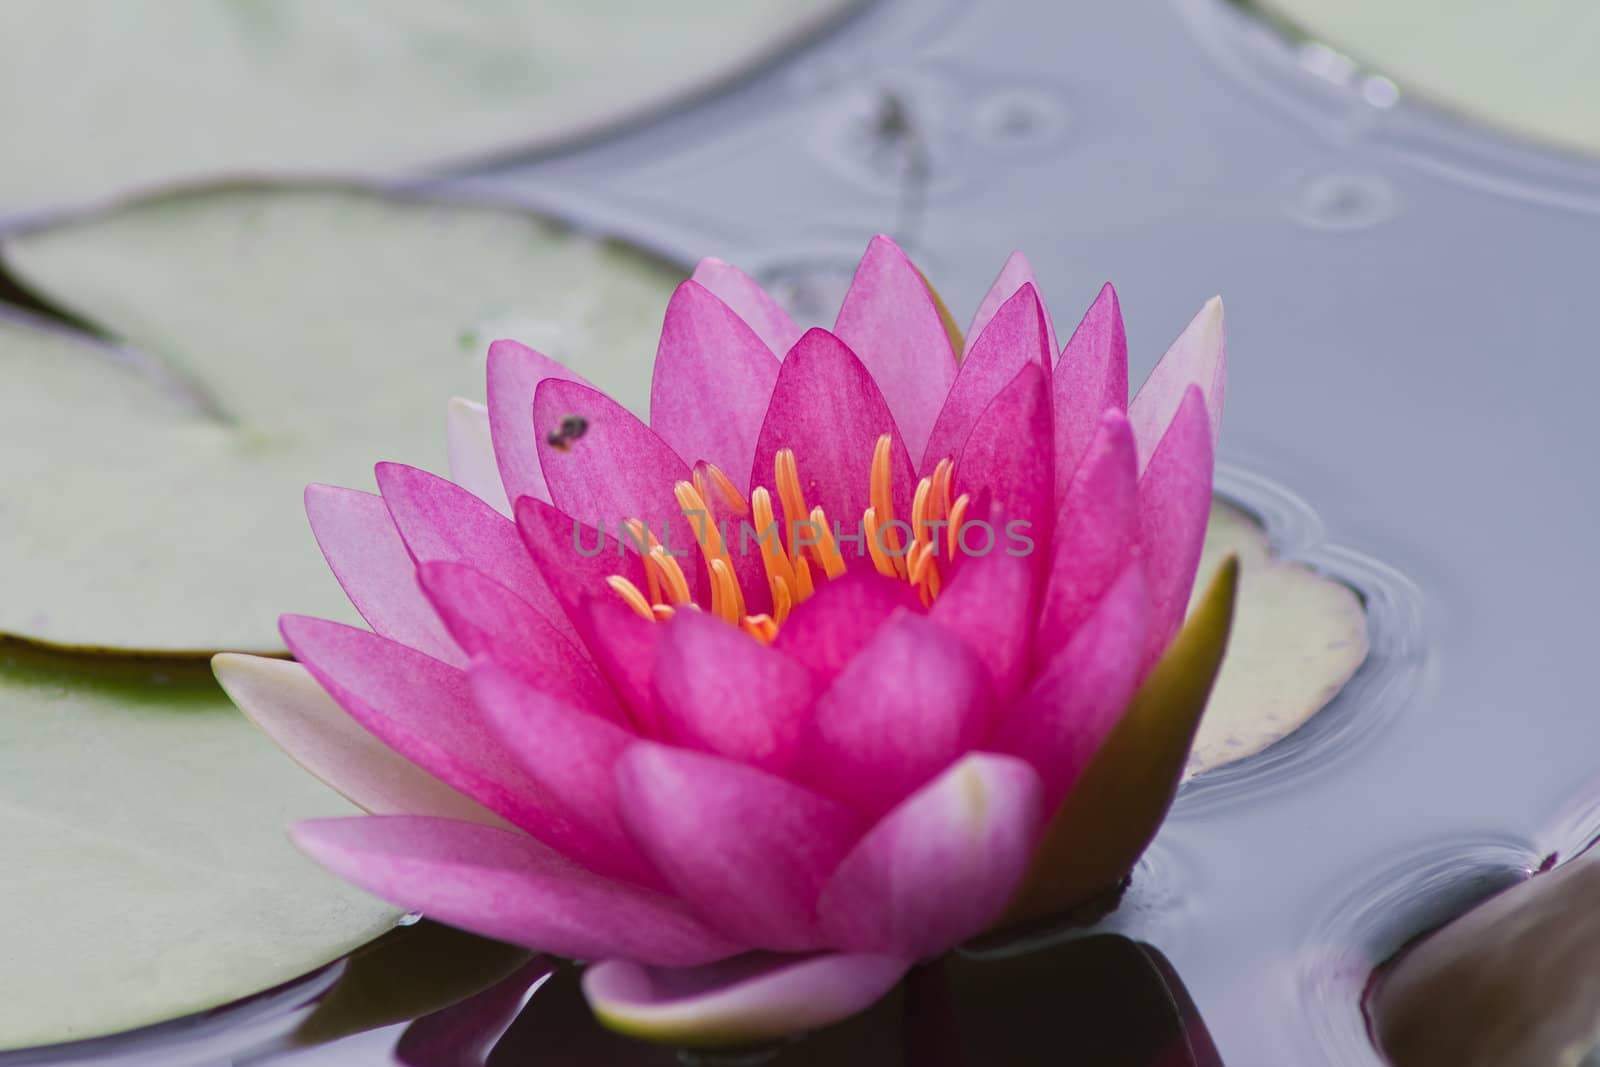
xmin=3 ymin=2 xmax=1598 ymax=1065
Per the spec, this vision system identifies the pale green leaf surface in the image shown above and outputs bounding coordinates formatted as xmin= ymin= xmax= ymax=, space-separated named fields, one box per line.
xmin=0 ymin=185 xmax=683 ymax=653
xmin=0 ymin=645 xmax=399 ymax=1051
xmin=0 ymin=0 xmax=860 ymax=218
xmin=1253 ymin=0 xmax=1600 ymax=157
xmin=1185 ymin=501 xmax=1369 ymax=778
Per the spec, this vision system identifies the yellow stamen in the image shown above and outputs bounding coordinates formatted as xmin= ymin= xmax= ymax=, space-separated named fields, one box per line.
xmin=702 ymin=462 xmax=750 ymax=517
xmin=651 ymin=603 xmax=677 ymax=621
xmin=774 ymin=449 xmax=810 ymax=563
xmin=869 ymin=434 xmax=909 ymax=579
xmin=772 ymin=574 xmax=794 ymax=625
xmin=808 ymin=505 xmax=847 ymax=579
xmin=741 ymin=614 xmax=779 ymax=644
xmin=622 ymin=519 xmax=662 ymax=603
xmin=607 ymin=575 xmax=654 ymax=620
xmin=863 ymin=507 xmax=898 ymax=579
xmin=751 ymin=486 xmax=799 ymax=603
xmin=710 ymin=558 xmax=744 ymax=622
xmin=947 ymin=493 xmax=971 ymax=560
xmin=793 ymin=555 xmax=815 ymax=600
xmin=648 ymin=546 xmax=693 ymax=605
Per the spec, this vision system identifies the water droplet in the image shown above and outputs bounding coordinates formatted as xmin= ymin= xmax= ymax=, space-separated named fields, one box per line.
xmin=1288 ymin=172 xmax=1399 ymax=232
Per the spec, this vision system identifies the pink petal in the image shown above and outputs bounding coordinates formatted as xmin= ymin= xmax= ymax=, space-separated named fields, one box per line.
xmin=469 ymin=660 xmax=662 ymax=887
xmin=770 ymin=569 xmax=925 ymax=681
xmin=953 ymin=362 xmax=1054 ymax=545
xmin=796 ymin=613 xmax=994 ymax=821
xmin=652 ymin=608 xmax=816 ymax=774
xmin=213 ymin=653 xmax=504 ymax=826
xmin=750 ymin=328 xmax=914 ymax=531
xmin=1054 ymin=283 xmax=1129 ymax=501
xmin=615 ymin=742 xmax=866 ymax=952
xmin=514 ymin=496 xmax=636 ymax=633
xmin=921 ymin=282 xmax=1053 ymax=471
xmin=990 ymin=563 xmax=1151 ymax=807
xmin=533 ymin=379 xmax=704 ymax=603
xmin=965 ymin=251 xmax=1059 ymax=360
xmin=416 ymin=561 xmax=618 ymax=722
xmin=650 ymin=280 xmax=781 ymax=483
xmin=446 ymin=397 xmax=512 ymax=516
xmin=577 ymin=596 xmax=664 ymax=736
xmin=929 ymin=539 xmax=1036 ymax=704
xmin=375 ymin=463 xmax=570 ymax=648
xmin=1128 ymin=297 xmax=1224 ymax=475
xmin=583 ymin=952 xmax=908 ymax=1047
xmin=293 ymin=816 xmax=738 ymax=967
xmin=1137 ymin=386 xmax=1215 ymax=663
xmin=816 ymin=753 xmax=1044 ymax=959
xmin=832 ymin=235 xmax=959 ymax=460
xmin=280 ymin=615 xmax=558 ymax=843
xmin=690 ymin=257 xmax=804 ymax=360
xmin=486 ymin=339 xmax=591 ymax=507
xmin=304 ymin=484 xmax=463 ymax=667
xmin=1035 ymin=411 xmax=1139 ymax=656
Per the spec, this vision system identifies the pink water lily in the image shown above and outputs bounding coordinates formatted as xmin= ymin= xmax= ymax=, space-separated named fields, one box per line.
xmin=215 ymin=236 xmax=1236 ymax=1046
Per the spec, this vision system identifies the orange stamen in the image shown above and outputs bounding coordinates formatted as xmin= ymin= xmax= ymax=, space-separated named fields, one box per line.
xmin=774 ymin=449 xmax=810 ymax=563
xmin=648 ymin=546 xmax=693 ymax=605
xmin=863 ymin=507 xmax=898 ymax=579
xmin=947 ymin=493 xmax=971 ymax=560
xmin=869 ymin=434 xmax=909 ymax=579
xmin=808 ymin=505 xmax=847 ymax=579
xmin=607 ymin=575 xmax=654 ymax=620
xmin=702 ymin=462 xmax=750 ymax=517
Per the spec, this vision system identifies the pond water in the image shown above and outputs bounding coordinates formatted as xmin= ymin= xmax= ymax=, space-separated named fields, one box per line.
xmin=9 ymin=0 xmax=1600 ymax=1063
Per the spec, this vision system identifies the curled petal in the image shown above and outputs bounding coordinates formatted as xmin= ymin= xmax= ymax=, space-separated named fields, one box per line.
xmin=690 ymin=257 xmax=803 ymax=360
xmin=293 ymin=816 xmax=738 ymax=967
xmin=832 ymin=235 xmax=958 ymax=460
xmin=616 ymin=742 xmax=866 ymax=952
xmin=213 ymin=653 xmax=503 ymax=826
xmin=584 ymin=952 xmax=909 ymax=1048
xmin=446 ymin=397 xmax=512 ymax=516
xmin=817 ymin=753 xmax=1044 ymax=959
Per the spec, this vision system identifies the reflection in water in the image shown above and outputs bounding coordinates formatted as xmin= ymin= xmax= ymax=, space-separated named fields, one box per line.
xmin=391 ymin=934 xmax=1221 ymax=1067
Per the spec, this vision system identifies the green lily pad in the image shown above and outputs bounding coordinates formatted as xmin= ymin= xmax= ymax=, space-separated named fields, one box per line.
xmin=1247 ymin=0 xmax=1600 ymax=158
xmin=1371 ymin=847 xmax=1600 ymax=1067
xmin=1184 ymin=501 xmax=1369 ymax=778
xmin=0 ymin=643 xmax=398 ymax=1051
xmin=0 ymin=0 xmax=860 ymax=219
xmin=0 ymin=184 xmax=683 ymax=654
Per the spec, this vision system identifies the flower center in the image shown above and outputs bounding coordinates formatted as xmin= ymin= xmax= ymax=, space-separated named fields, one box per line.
xmin=606 ymin=434 xmax=971 ymax=643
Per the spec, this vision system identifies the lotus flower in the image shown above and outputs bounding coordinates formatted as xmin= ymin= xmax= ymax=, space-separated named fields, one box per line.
xmin=215 ymin=236 xmax=1237 ymax=1046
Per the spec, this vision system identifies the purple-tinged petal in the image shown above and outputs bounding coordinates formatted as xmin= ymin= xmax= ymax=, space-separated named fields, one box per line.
xmin=280 ymin=616 xmax=560 ymax=845
xmin=930 ymin=539 xmax=1036 ymax=704
xmin=375 ymin=463 xmax=571 ymax=648
xmin=615 ymin=742 xmax=866 ymax=952
xmin=1128 ymin=297 xmax=1224 ymax=475
xmin=416 ymin=562 xmax=619 ymax=723
xmin=652 ymin=608 xmax=816 ymax=774
xmin=293 ymin=817 xmax=738 ymax=967
xmin=1035 ymin=411 xmax=1139 ymax=657
xmin=470 ymin=660 xmax=663 ymax=888
xmin=534 ymin=379 xmax=704 ymax=603
xmin=832 ymin=235 xmax=959 ymax=460
xmin=304 ymin=484 xmax=464 ymax=667
xmin=817 ymin=754 xmax=1044 ymax=959
xmin=213 ymin=653 xmax=505 ymax=827
xmin=486 ymin=340 xmax=591 ymax=507
xmin=1054 ymin=283 xmax=1129 ymax=501
xmin=1138 ymin=386 xmax=1215 ymax=663
xmin=967 ymin=251 xmax=1059 ymax=358
xmin=990 ymin=564 xmax=1151 ymax=807
xmin=922 ymin=283 xmax=1052 ymax=471
xmin=751 ymin=328 xmax=914 ymax=530
xmin=796 ymin=614 xmax=993 ymax=821
xmin=584 ymin=953 xmax=909 ymax=1048
xmin=771 ymin=569 xmax=924 ymax=681
xmin=691 ymin=257 xmax=803 ymax=360
xmin=953 ymin=363 xmax=1054 ymax=548
xmin=446 ymin=397 xmax=512 ymax=516
xmin=651 ymin=280 xmax=781 ymax=481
